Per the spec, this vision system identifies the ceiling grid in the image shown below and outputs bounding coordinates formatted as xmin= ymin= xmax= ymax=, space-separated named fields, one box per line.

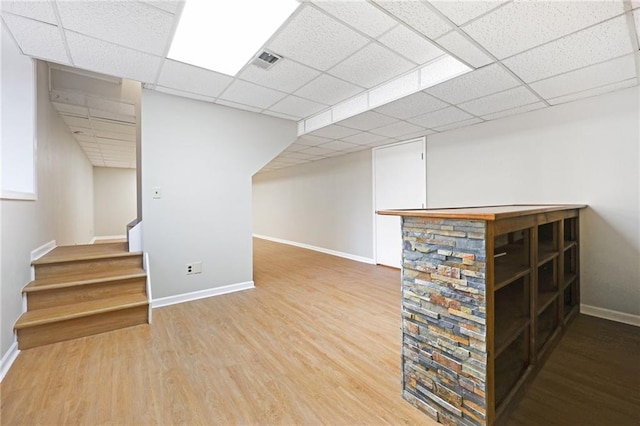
xmin=0 ymin=0 xmax=637 ymax=172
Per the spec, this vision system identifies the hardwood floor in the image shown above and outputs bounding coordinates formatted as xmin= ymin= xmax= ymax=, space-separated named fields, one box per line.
xmin=507 ymin=315 xmax=640 ymax=425
xmin=1 ymin=239 xmax=638 ymax=425
xmin=1 ymin=239 xmax=431 ymax=425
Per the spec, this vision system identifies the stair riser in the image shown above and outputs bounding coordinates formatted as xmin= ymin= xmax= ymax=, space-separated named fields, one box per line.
xmin=27 ymin=277 xmax=147 ymax=311
xmin=34 ymin=256 xmax=143 ymax=280
xmin=17 ymin=305 xmax=148 ymax=350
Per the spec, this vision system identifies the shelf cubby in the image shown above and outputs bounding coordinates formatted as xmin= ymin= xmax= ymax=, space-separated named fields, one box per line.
xmin=495 ymin=276 xmax=530 ymax=357
xmin=536 ymin=299 xmax=559 ymax=352
xmin=495 ymin=330 xmax=530 ymax=408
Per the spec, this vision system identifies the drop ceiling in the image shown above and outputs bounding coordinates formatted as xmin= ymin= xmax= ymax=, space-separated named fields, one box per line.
xmin=1 ymin=0 xmax=638 ymax=173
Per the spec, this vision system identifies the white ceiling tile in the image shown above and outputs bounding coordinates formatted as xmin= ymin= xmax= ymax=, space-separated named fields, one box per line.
xmin=420 ymin=55 xmax=472 ymax=89
xmin=155 ymin=85 xmax=217 ymax=103
xmin=95 ymin=130 xmax=136 ymax=142
xmin=503 ymin=16 xmax=635 ymax=83
xmin=332 ymin=93 xmax=369 ymax=122
xmin=295 ymin=74 xmax=364 ymax=105
xmin=304 ymin=110 xmax=333 ymax=132
xmin=407 ymin=106 xmax=473 ymax=128
xmin=426 ymin=63 xmax=520 ymax=104
xmin=69 ymin=127 xmax=94 ymax=138
xmin=90 ymin=119 xmax=135 ymax=135
xmin=312 ymin=1 xmax=397 ymax=38
xmin=295 ymin=135 xmax=333 ymax=146
xmin=344 ymin=143 xmax=372 ymax=151
xmin=435 ymin=31 xmax=494 ymax=68
xmin=342 ymin=131 xmax=388 ymax=145
xmin=74 ymin=134 xmax=97 ymax=143
xmin=282 ymin=143 xmax=310 ymax=152
xmin=268 ymin=95 xmax=327 ymax=119
xmin=89 ymin=108 xmax=135 ymax=124
xmin=62 ymin=115 xmax=91 ymax=129
xmin=2 ymin=14 xmax=70 ymax=64
xmin=458 ymin=86 xmax=539 ymax=116
xmin=362 ymin=139 xmax=395 ymax=148
xmin=369 ymin=121 xmax=426 ymax=138
xmin=547 ymin=78 xmax=638 ymax=106
xmin=268 ymin=6 xmax=368 ymax=70
xmin=430 ymin=0 xmax=508 ymax=26
xmin=308 ymin=124 xmax=360 ymax=139
xmin=395 ymin=129 xmax=436 ymax=141
xmin=369 ymin=71 xmax=420 ymax=108
xmin=158 ymin=59 xmax=232 ymax=98
xmin=329 ymin=43 xmax=415 ymax=89
xmin=65 ymin=32 xmax=162 ymax=82
xmin=378 ymin=25 xmax=445 ymax=65
xmin=299 ymin=146 xmax=336 ymax=156
xmin=317 ymin=140 xmax=360 ymax=151
xmin=337 ymin=111 xmax=398 ymax=131
xmin=52 ymin=102 xmax=89 ymax=117
xmin=433 ymin=117 xmax=483 ymax=132
xmin=632 ymin=0 xmax=640 ymax=9
xmin=481 ymin=102 xmax=547 ymax=121
xmin=530 ymin=54 xmax=637 ymax=100
xmin=238 ymin=59 xmax=321 ymax=93
xmin=57 ymin=1 xmax=174 ymax=56
xmin=141 ymin=1 xmax=184 ymax=14
xmin=374 ymin=91 xmax=448 ymax=120
xmin=281 ymin=151 xmax=322 ymax=161
xmin=372 ymin=0 xmax=453 ymax=39
xmin=321 ymin=149 xmax=349 ymax=158
xmin=1 ymin=0 xmax=57 ymax=23
xmin=463 ymin=1 xmax=625 ymax=59
xmin=87 ymin=98 xmax=135 ymax=116
xmin=219 ymin=80 xmax=287 ymax=110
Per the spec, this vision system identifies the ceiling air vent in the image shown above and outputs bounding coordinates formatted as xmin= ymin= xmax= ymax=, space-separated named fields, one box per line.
xmin=251 ymin=50 xmax=282 ymax=70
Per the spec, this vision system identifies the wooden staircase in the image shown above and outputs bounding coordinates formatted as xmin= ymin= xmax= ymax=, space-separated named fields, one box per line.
xmin=15 ymin=242 xmax=149 ymax=349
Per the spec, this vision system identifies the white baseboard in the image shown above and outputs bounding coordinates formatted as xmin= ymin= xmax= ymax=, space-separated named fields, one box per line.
xmin=90 ymin=235 xmax=126 ymax=244
xmin=152 ymin=281 xmax=255 ymax=309
xmin=253 ymin=234 xmax=375 ymax=265
xmin=30 ymin=240 xmax=56 ymax=262
xmin=0 ymin=341 xmax=20 ymax=382
xmin=581 ymin=304 xmax=640 ymax=327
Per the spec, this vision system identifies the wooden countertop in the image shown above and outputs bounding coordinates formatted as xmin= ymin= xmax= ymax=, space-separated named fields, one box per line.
xmin=377 ymin=204 xmax=587 ymax=221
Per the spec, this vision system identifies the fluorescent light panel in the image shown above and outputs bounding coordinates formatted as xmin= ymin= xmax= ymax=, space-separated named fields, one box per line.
xmin=168 ymin=0 xmax=299 ymax=76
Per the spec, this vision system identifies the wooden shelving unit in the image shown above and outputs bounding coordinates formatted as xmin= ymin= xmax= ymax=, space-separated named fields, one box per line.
xmin=378 ymin=204 xmax=585 ymax=426
xmin=492 ymin=212 xmax=581 ymax=423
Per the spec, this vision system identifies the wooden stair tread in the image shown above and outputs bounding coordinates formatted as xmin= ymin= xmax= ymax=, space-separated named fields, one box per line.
xmin=32 ymin=242 xmax=141 ymax=265
xmin=24 ymin=268 xmax=146 ymax=291
xmin=15 ymin=294 xmax=148 ymax=329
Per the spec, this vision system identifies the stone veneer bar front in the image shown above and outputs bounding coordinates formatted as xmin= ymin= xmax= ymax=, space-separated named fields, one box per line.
xmin=378 ymin=205 xmax=586 ymax=426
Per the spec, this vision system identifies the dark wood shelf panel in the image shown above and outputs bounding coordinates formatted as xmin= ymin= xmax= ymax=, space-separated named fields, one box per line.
xmin=495 ymin=336 xmax=530 ymax=408
xmin=562 ymin=273 xmax=577 ymax=290
xmin=495 ymin=317 xmax=530 ymax=358
xmin=494 ymin=244 xmax=530 ymax=290
xmin=537 ymin=242 xmax=559 ymax=266
xmin=563 ymin=304 xmax=579 ymax=324
xmin=563 ymin=240 xmax=577 ymax=251
xmin=537 ymin=292 xmax=558 ymax=315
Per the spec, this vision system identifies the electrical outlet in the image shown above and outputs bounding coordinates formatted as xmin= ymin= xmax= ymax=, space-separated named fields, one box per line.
xmin=186 ymin=262 xmax=202 ymax=275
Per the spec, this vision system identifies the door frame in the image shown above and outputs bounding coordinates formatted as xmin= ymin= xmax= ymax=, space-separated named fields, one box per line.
xmin=372 ymin=137 xmax=427 ymax=265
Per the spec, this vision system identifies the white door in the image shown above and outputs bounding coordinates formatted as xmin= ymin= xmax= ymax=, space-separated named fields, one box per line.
xmin=374 ymin=139 xmax=426 ymax=268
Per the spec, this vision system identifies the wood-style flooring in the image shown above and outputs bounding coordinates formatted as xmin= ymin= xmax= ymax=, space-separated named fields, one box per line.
xmin=1 ymin=238 xmax=638 ymax=425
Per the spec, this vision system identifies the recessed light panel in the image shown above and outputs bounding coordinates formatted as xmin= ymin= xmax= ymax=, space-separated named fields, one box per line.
xmin=168 ymin=0 xmax=299 ymax=76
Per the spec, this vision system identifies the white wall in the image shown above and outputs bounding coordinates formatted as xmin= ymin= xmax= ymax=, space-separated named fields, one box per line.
xmin=93 ymin=167 xmax=136 ymax=236
xmin=141 ymin=90 xmax=297 ymax=299
xmin=251 ymin=86 xmax=639 ymax=318
xmin=426 ymin=87 xmax=639 ymax=317
xmin=253 ymin=150 xmax=374 ymax=260
xmin=1 ymin=60 xmax=94 ymax=356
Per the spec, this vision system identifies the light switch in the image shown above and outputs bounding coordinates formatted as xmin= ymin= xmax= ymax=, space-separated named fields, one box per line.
xmin=152 ymin=187 xmax=161 ymax=199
